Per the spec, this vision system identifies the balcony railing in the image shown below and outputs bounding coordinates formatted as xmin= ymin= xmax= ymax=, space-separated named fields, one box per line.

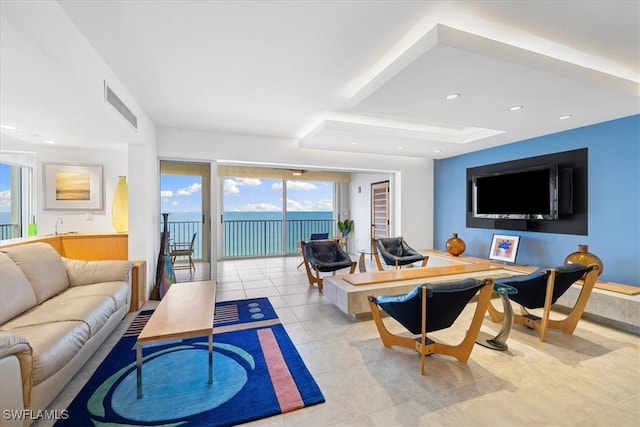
xmin=0 ymin=223 xmax=19 ymax=240
xmin=223 ymin=218 xmax=335 ymax=257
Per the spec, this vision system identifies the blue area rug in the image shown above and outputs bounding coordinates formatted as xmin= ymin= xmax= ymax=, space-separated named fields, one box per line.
xmin=56 ymin=298 xmax=324 ymax=426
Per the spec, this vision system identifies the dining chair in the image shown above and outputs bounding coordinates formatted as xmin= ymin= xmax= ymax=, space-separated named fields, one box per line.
xmin=169 ymin=232 xmax=197 ymax=272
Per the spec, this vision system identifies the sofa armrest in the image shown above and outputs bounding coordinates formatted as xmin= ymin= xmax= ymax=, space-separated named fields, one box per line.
xmin=63 ymin=258 xmax=134 ymax=287
xmin=0 ymin=332 xmax=33 ymax=408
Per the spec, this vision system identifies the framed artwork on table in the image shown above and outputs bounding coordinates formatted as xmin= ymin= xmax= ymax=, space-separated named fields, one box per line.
xmin=489 ymin=234 xmax=521 ymax=263
xmin=43 ymin=162 xmax=103 ymax=210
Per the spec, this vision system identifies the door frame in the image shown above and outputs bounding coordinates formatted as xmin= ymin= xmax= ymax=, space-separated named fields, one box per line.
xmin=159 ymin=160 xmax=211 ymax=265
xmin=371 ymin=180 xmax=390 ymax=244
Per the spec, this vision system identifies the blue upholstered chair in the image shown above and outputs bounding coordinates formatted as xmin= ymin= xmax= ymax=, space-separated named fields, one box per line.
xmin=301 ymin=239 xmax=356 ymax=293
xmin=368 ymin=278 xmax=494 ymax=375
xmin=373 ymin=237 xmax=428 ymax=270
xmin=487 ymin=263 xmax=599 ymax=341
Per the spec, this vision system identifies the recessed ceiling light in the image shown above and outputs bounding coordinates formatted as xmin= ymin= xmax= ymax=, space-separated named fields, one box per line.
xmin=559 ymin=115 xmax=573 ymax=120
xmin=42 ymin=140 xmax=55 ymax=144
xmin=508 ymin=105 xmax=524 ymax=111
xmin=351 ymin=141 xmax=358 ymax=145
xmin=445 ymin=93 xmax=460 ymax=100
xmin=434 ymin=150 xmax=442 ymax=153
xmin=1 ymin=124 xmax=17 ymax=130
xmin=396 ymin=146 xmax=404 ymax=150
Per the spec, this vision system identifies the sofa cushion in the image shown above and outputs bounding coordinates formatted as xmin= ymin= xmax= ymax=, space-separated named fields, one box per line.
xmin=1 ymin=294 xmax=116 ymax=337
xmin=2 ymin=243 xmax=69 ymax=304
xmin=7 ymin=321 xmax=90 ymax=385
xmin=63 ymin=258 xmax=133 ymax=287
xmin=0 ymin=253 xmax=37 ymax=324
xmin=62 ymin=281 xmax=130 ymax=312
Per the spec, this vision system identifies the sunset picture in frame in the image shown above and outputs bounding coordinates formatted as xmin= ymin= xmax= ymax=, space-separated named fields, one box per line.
xmin=43 ymin=163 xmax=103 ymax=210
xmin=489 ymin=234 xmax=521 ymax=263
xmin=55 ymin=172 xmax=91 ymax=201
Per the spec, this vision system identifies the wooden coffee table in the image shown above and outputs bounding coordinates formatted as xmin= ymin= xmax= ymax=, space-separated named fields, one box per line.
xmin=136 ymin=280 xmax=216 ymax=399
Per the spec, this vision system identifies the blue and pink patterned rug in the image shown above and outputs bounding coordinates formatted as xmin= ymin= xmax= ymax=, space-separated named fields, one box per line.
xmin=56 ymin=298 xmax=324 ymax=426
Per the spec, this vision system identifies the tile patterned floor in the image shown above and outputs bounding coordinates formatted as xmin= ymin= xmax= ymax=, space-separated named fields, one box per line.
xmin=39 ymin=256 xmax=639 ymax=426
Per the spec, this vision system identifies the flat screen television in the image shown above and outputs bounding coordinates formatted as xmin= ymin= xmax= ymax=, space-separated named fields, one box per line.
xmin=472 ymin=164 xmax=558 ymax=220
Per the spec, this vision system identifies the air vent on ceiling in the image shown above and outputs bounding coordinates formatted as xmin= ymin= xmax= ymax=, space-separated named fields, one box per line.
xmin=104 ymin=81 xmax=138 ymax=131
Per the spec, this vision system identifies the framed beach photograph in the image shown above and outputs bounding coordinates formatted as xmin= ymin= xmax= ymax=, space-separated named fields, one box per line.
xmin=489 ymin=234 xmax=521 ymax=264
xmin=43 ymin=162 xmax=103 ymax=210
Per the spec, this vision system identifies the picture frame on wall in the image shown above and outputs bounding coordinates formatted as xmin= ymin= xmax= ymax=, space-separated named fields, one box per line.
xmin=488 ymin=234 xmax=521 ymax=264
xmin=43 ymin=162 xmax=103 ymax=210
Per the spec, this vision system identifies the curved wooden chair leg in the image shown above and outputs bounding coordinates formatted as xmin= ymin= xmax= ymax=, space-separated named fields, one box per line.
xmin=367 ymin=296 xmax=416 ymax=350
xmin=547 ymin=266 xmax=600 ymax=335
xmin=430 ymin=281 xmax=494 ymax=363
xmin=369 ymin=279 xmax=494 ymax=375
xmin=372 ymin=238 xmax=385 ymax=271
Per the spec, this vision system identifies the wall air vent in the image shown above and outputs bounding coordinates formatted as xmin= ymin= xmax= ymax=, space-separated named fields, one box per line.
xmin=104 ymin=81 xmax=138 ymax=131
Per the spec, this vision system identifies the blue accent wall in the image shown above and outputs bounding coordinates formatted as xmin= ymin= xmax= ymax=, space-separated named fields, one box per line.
xmin=434 ymin=114 xmax=640 ymax=286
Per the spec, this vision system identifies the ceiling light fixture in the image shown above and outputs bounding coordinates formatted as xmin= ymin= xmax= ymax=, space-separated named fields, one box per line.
xmin=42 ymin=139 xmax=55 ymax=144
xmin=396 ymin=146 xmax=404 ymax=150
xmin=445 ymin=93 xmax=460 ymax=100
xmin=434 ymin=150 xmax=442 ymax=153
xmin=291 ymin=170 xmax=304 ymax=176
xmin=508 ymin=105 xmax=524 ymax=111
xmin=1 ymin=124 xmax=17 ymax=130
xmin=351 ymin=141 xmax=358 ymax=145
xmin=559 ymin=115 xmax=573 ymax=120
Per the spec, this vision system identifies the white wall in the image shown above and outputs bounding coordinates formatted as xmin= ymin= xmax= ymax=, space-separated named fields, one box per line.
xmin=157 ymin=127 xmax=435 ymax=262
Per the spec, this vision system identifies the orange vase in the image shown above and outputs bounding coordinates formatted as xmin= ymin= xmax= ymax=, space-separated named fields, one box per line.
xmin=564 ymin=244 xmax=603 ymax=277
xmin=446 ymin=232 xmax=466 ymax=256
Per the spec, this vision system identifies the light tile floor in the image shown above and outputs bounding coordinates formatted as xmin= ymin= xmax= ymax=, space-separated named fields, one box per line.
xmin=40 ymin=256 xmax=640 ymax=426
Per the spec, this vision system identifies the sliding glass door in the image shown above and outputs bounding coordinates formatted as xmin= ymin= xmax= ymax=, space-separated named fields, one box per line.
xmin=222 ymin=176 xmax=334 ymax=257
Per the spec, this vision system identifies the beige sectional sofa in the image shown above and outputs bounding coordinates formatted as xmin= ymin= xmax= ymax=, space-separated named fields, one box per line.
xmin=0 ymin=242 xmax=132 ymax=426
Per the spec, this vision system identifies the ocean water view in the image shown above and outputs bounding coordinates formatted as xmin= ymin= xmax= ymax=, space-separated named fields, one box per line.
xmin=0 ymin=211 xmax=336 ymax=257
xmin=163 ymin=211 xmax=335 ymax=257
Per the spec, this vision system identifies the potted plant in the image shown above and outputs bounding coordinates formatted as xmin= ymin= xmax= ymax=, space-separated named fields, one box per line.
xmin=337 ymin=219 xmax=354 ymax=252
xmin=338 ymin=219 xmax=354 ymax=237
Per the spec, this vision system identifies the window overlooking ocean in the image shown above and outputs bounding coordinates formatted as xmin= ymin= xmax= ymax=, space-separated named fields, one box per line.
xmin=0 ymin=161 xmax=33 ymax=240
xmin=160 ymin=169 xmax=337 ymax=259
xmin=0 ymin=163 xmax=13 ymax=239
xmin=160 ymin=173 xmax=203 ymax=259
xmin=222 ymin=177 xmax=334 ymax=257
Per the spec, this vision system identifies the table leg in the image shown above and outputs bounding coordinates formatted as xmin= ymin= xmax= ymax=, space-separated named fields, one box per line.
xmin=358 ymin=252 xmax=366 ymax=273
xmin=136 ymin=343 xmax=143 ymax=398
xmin=476 ymin=293 xmax=513 ymax=351
xmin=208 ymin=333 xmax=213 ymax=385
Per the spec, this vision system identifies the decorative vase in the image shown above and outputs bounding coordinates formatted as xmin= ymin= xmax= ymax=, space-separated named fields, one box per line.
xmin=564 ymin=244 xmax=603 ymax=277
xmin=446 ymin=232 xmax=466 ymax=256
xmin=111 ymin=176 xmax=129 ymax=233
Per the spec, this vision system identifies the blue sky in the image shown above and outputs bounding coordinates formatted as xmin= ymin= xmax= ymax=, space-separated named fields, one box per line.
xmin=0 ymin=167 xmax=334 ymax=214
xmin=0 ymin=163 xmax=10 ymax=213
xmin=161 ymin=174 xmax=333 ymax=213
